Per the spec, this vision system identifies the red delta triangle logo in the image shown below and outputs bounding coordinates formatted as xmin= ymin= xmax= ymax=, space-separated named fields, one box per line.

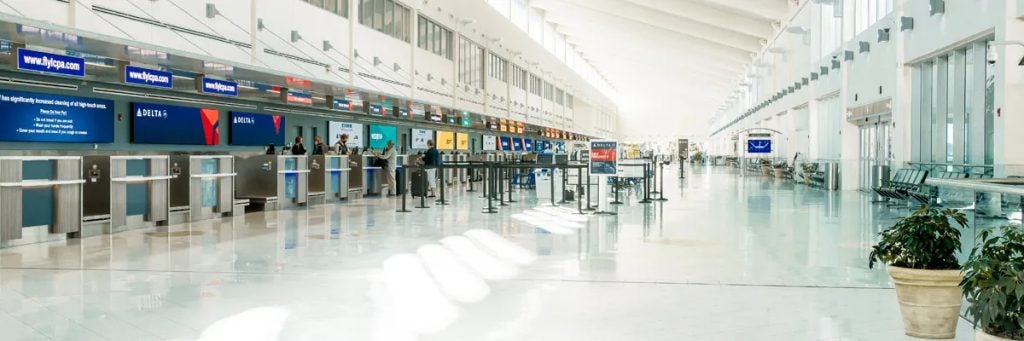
xmin=200 ymin=108 xmax=220 ymax=145
xmin=272 ymin=115 xmax=282 ymax=134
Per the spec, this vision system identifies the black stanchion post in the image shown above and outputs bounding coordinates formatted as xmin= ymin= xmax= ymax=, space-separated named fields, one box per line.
xmin=498 ymin=166 xmax=507 ymax=206
xmin=506 ymin=166 xmax=517 ymax=203
xmin=396 ymin=167 xmax=411 ymax=212
xmin=639 ymin=163 xmax=653 ymax=204
xmin=558 ymin=166 xmax=570 ymax=204
xmin=654 ymin=162 xmax=668 ymax=202
xmin=437 ymin=166 xmax=449 ymax=206
xmin=610 ymin=176 xmax=623 ymax=205
xmin=583 ymin=167 xmax=596 ymax=211
xmin=576 ymin=166 xmax=584 ymax=214
xmin=466 ymin=164 xmax=476 ymax=192
xmin=483 ymin=165 xmax=497 ymax=214
xmin=650 ymin=158 xmax=660 ymax=195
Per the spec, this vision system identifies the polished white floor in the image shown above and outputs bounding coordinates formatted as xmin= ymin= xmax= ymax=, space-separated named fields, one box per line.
xmin=0 ymin=165 xmax=977 ymax=340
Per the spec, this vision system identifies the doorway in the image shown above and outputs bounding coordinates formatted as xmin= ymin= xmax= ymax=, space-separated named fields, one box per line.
xmin=858 ymin=121 xmax=892 ymax=190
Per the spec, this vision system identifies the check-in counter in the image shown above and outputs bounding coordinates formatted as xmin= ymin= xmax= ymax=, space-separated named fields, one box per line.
xmin=80 ymin=155 xmax=171 ymax=234
xmin=236 ymin=155 xmax=308 ymax=211
xmin=442 ymin=154 xmax=455 ymax=185
xmin=308 ymin=155 xmax=326 ymax=205
xmin=362 ymin=155 xmax=384 ymax=196
xmin=348 ymin=155 xmax=364 ymax=198
xmin=169 ymin=155 xmax=238 ymax=223
xmin=323 ymin=155 xmax=352 ymax=201
xmin=0 ymin=156 xmax=85 ymax=248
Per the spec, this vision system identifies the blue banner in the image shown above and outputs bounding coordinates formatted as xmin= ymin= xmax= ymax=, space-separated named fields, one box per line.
xmin=747 ymin=139 xmax=772 ymax=153
xmin=230 ymin=112 xmax=285 ymax=146
xmin=512 ymin=138 xmax=523 ymax=151
xmin=124 ymin=65 xmax=173 ymax=89
xmin=17 ymin=49 xmax=85 ymax=77
xmin=200 ymin=78 xmax=238 ymax=97
xmin=0 ymin=90 xmax=113 ymax=143
xmin=524 ymin=139 xmax=534 ymax=151
xmin=499 ymin=136 xmax=511 ymax=151
xmin=369 ymin=124 xmax=397 ymax=150
xmin=131 ymin=102 xmax=220 ymax=145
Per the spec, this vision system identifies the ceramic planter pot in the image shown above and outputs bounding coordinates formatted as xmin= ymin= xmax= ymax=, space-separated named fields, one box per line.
xmin=976 ymin=330 xmax=1016 ymax=341
xmin=888 ymin=266 xmax=963 ymax=339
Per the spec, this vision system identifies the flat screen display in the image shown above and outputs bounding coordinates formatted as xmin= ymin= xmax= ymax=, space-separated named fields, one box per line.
xmin=368 ymin=124 xmax=397 ymax=150
xmin=411 ymin=128 xmax=433 ymax=149
xmin=456 ymin=133 xmax=469 ymax=151
xmin=499 ymin=137 xmax=511 ymax=151
xmin=524 ymin=139 xmax=534 ymax=151
xmin=436 ymin=131 xmax=455 ymax=150
xmin=0 ymin=90 xmax=113 ymax=143
xmin=131 ymin=102 xmax=220 ymax=145
xmin=482 ymin=135 xmax=497 ymax=151
xmin=229 ymin=112 xmax=284 ymax=146
xmin=511 ymin=138 xmax=523 ymax=151
xmin=747 ymin=139 xmax=772 ymax=153
xmin=328 ymin=121 xmax=363 ymax=149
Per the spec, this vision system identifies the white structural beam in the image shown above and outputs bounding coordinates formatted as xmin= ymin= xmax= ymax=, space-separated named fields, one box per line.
xmin=622 ymin=0 xmax=779 ymax=39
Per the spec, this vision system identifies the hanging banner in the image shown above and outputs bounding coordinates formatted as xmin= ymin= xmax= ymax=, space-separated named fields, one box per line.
xmin=589 ymin=140 xmax=618 ymax=176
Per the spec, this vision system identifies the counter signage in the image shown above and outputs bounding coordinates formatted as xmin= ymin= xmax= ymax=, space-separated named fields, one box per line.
xmin=201 ymin=77 xmax=238 ymax=97
xmin=747 ymin=139 xmax=772 ymax=153
xmin=437 ymin=131 xmax=455 ymax=150
xmin=286 ymin=91 xmax=313 ymax=105
xmin=229 ymin=112 xmax=284 ymax=146
xmin=499 ymin=136 xmax=511 ymax=151
xmin=0 ymin=90 xmax=113 ymax=143
xmin=131 ymin=102 xmax=220 ymax=145
xmin=328 ymin=121 xmax=363 ymax=148
xmin=333 ymin=99 xmax=353 ymax=111
xmin=124 ymin=65 xmax=173 ymax=89
xmin=368 ymin=124 xmax=397 ymax=150
xmin=411 ymin=128 xmax=433 ymax=149
xmin=482 ymin=135 xmax=497 ymax=151
xmin=524 ymin=139 xmax=533 ymax=151
xmin=511 ymin=138 xmax=523 ymax=151
xmin=456 ymin=133 xmax=469 ymax=151
xmin=589 ymin=140 xmax=618 ymax=176
xmin=17 ymin=49 xmax=85 ymax=77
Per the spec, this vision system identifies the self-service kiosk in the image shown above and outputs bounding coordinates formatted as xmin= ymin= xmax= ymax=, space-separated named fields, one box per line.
xmin=236 ymin=155 xmax=309 ymax=211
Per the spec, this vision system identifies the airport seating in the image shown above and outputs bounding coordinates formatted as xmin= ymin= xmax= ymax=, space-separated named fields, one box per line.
xmin=873 ymin=169 xmax=929 ymax=204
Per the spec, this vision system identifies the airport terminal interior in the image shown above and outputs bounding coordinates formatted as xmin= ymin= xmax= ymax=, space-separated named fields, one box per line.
xmin=0 ymin=0 xmax=1023 ymax=340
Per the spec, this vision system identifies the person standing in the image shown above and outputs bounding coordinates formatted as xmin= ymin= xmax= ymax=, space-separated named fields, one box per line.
xmin=312 ymin=135 xmax=327 ymax=155
xmin=375 ymin=140 xmax=398 ymax=196
xmin=421 ymin=140 xmax=441 ymax=198
xmin=334 ymin=134 xmax=351 ymax=156
xmin=291 ymin=136 xmax=307 ymax=155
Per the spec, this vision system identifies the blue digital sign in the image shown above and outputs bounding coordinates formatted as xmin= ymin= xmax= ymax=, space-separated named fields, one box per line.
xmin=17 ymin=49 xmax=85 ymax=77
xmin=131 ymin=102 xmax=220 ymax=145
xmin=368 ymin=124 xmax=397 ymax=150
xmin=512 ymin=138 xmax=523 ymax=151
xmin=200 ymin=78 xmax=238 ymax=97
xmin=499 ymin=137 xmax=511 ymax=151
xmin=124 ymin=65 xmax=173 ymax=89
xmin=747 ymin=139 xmax=772 ymax=153
xmin=524 ymin=139 xmax=534 ymax=151
xmin=229 ymin=112 xmax=284 ymax=146
xmin=0 ymin=90 xmax=113 ymax=143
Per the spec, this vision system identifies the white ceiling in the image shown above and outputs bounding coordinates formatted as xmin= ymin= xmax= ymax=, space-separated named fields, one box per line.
xmin=529 ymin=0 xmax=793 ymax=139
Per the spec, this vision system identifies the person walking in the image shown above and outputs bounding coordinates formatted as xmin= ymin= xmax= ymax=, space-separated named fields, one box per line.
xmin=421 ymin=140 xmax=441 ymax=198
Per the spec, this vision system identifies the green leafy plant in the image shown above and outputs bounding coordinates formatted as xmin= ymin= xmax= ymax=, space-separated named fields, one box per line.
xmin=869 ymin=206 xmax=967 ymax=270
xmin=962 ymin=224 xmax=1024 ymax=340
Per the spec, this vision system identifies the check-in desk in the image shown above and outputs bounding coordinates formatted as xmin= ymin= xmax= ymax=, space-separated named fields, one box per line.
xmin=80 ymin=155 xmax=171 ymax=234
xmin=348 ymin=155 xmax=364 ymax=198
xmin=323 ymin=155 xmax=353 ymax=201
xmin=0 ymin=156 xmax=85 ymax=248
xmin=169 ymin=155 xmax=238 ymax=223
xmin=236 ymin=155 xmax=308 ymax=211
xmin=308 ymin=155 xmax=326 ymax=205
xmin=361 ymin=155 xmax=384 ymax=196
xmin=442 ymin=154 xmax=455 ymax=185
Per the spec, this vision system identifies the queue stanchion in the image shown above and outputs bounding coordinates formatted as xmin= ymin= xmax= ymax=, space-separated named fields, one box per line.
xmin=396 ymin=167 xmax=411 ymax=212
xmin=506 ymin=166 xmax=518 ymax=203
xmin=610 ymin=176 xmax=623 ymax=205
xmin=654 ymin=161 xmax=668 ymax=201
xmin=483 ymin=165 xmax=497 ymax=214
xmin=576 ymin=166 xmax=585 ymax=214
xmin=549 ymin=167 xmax=557 ymax=206
xmin=466 ymin=164 xmax=476 ymax=192
xmin=415 ymin=166 xmax=430 ymax=209
xmin=437 ymin=165 xmax=449 ymax=206
xmin=639 ymin=163 xmax=653 ymax=204
xmin=557 ymin=167 xmax=570 ymax=204
xmin=583 ymin=167 xmax=596 ymax=211
xmin=650 ymin=158 xmax=660 ymax=195
xmin=498 ymin=165 xmax=508 ymax=206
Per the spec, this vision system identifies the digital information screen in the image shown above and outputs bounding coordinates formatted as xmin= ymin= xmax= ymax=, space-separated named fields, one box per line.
xmin=436 ymin=131 xmax=455 ymax=150
xmin=131 ymin=102 xmax=220 ymax=145
xmin=0 ymin=90 xmax=113 ymax=143
xmin=747 ymin=139 xmax=772 ymax=153
xmin=328 ymin=121 xmax=364 ymax=148
xmin=369 ymin=124 xmax=397 ymax=150
xmin=229 ymin=112 xmax=284 ymax=146
xmin=411 ymin=128 xmax=433 ymax=149
xmin=482 ymin=135 xmax=497 ymax=151
xmin=456 ymin=133 xmax=469 ymax=151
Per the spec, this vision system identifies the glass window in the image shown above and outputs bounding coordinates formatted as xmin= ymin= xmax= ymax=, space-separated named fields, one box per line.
xmin=360 ymin=0 xmax=372 ymax=25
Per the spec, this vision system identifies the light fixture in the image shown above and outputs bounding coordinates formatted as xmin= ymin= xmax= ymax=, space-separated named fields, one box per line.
xmin=205 ymin=3 xmax=219 ymax=18
xmin=290 ymin=31 xmax=301 ymax=43
xmin=322 ymin=40 xmax=333 ymax=52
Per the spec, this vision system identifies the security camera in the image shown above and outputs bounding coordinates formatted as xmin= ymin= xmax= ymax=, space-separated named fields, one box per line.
xmin=987 ymin=46 xmax=998 ymax=64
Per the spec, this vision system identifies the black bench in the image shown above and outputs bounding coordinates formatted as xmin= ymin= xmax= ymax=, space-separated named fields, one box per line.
xmin=873 ymin=169 xmax=929 ymax=203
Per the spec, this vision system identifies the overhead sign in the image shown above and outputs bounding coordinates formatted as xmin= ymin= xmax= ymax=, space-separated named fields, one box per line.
xmin=482 ymin=135 xmax=497 ymax=151
xmin=436 ymin=131 xmax=455 ymax=150
xmin=0 ymin=90 xmax=113 ymax=143
xmin=456 ymin=133 xmax=469 ymax=151
xmin=524 ymin=139 xmax=534 ymax=151
xmin=368 ymin=124 xmax=397 ymax=150
xmin=328 ymin=121 xmax=364 ymax=148
xmin=229 ymin=112 xmax=284 ymax=146
xmin=131 ymin=102 xmax=220 ymax=145
xmin=589 ymin=140 xmax=618 ymax=176
xmin=286 ymin=91 xmax=313 ymax=105
xmin=511 ymin=138 xmax=523 ymax=151
xmin=124 ymin=65 xmax=173 ymax=89
xmin=17 ymin=49 xmax=85 ymax=77
xmin=747 ymin=139 xmax=772 ymax=153
xmin=411 ymin=128 xmax=433 ymax=149
xmin=200 ymin=77 xmax=238 ymax=97
xmin=499 ymin=136 xmax=511 ymax=151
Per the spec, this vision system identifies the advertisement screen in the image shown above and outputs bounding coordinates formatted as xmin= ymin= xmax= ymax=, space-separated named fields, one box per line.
xmin=589 ymin=140 xmax=618 ymax=176
xmin=511 ymin=138 xmax=523 ymax=151
xmin=328 ymin=121 xmax=364 ymax=149
xmin=411 ymin=128 xmax=433 ymax=149
xmin=456 ymin=133 xmax=469 ymax=151
xmin=436 ymin=131 xmax=455 ymax=150
xmin=368 ymin=124 xmax=398 ymax=150
xmin=524 ymin=139 xmax=534 ymax=151
xmin=499 ymin=137 xmax=511 ymax=151
xmin=747 ymin=139 xmax=772 ymax=153
xmin=131 ymin=102 xmax=219 ymax=145
xmin=482 ymin=135 xmax=497 ymax=151
xmin=229 ymin=112 xmax=284 ymax=146
xmin=0 ymin=90 xmax=113 ymax=143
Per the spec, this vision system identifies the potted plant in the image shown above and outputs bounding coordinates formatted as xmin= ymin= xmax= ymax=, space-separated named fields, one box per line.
xmin=962 ymin=224 xmax=1024 ymax=341
xmin=869 ymin=206 xmax=968 ymax=339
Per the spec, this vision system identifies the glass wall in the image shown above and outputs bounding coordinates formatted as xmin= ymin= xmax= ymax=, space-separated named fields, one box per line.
xmin=458 ymin=36 xmax=485 ymax=89
xmin=817 ymin=95 xmax=842 ymax=160
xmin=302 ymin=0 xmax=349 ymax=17
xmin=910 ymin=38 xmax=994 ymax=172
xmin=358 ymin=0 xmax=410 ymax=42
xmin=417 ymin=15 xmax=453 ymax=60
